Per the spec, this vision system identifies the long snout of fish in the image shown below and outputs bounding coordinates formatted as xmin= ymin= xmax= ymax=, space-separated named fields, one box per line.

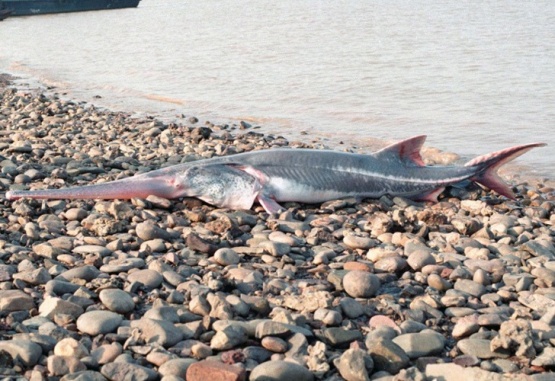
xmin=5 ymin=172 xmax=188 ymax=201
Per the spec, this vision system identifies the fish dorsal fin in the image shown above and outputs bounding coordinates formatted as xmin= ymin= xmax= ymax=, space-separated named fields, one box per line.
xmin=375 ymin=135 xmax=427 ymax=166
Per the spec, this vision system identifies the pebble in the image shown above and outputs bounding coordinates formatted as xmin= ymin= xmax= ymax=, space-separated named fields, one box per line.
xmin=373 ymin=255 xmax=407 ymax=273
xmin=453 ymin=278 xmax=487 ymax=297
xmin=392 ymin=330 xmax=445 ymax=359
xmin=250 ymin=360 xmax=314 ymax=381
xmin=99 ymin=288 xmax=135 ymax=314
xmin=76 ymin=310 xmax=123 ymax=336
xmin=211 ymin=324 xmax=248 ymax=350
xmin=60 ymin=370 xmax=107 ymax=381
xmin=261 ymin=336 xmax=289 ymax=353
xmin=47 ymin=355 xmax=87 ymax=376
xmin=531 ymin=347 xmax=555 ymax=367
xmin=244 ymin=346 xmax=272 ymax=363
xmin=64 ymin=208 xmax=89 ymax=221
xmin=141 ymin=238 xmax=167 ymax=252
xmin=490 ymin=319 xmax=535 ymax=358
xmin=12 ymin=267 xmax=51 ymax=285
xmin=101 ymin=362 xmax=159 ymax=381
xmin=407 ymin=250 xmax=436 ymax=271
xmin=457 ymin=338 xmax=510 ymax=359
xmin=57 ymin=265 xmax=101 ymax=281
xmin=427 ymin=273 xmax=451 ymax=291
xmin=519 ymin=293 xmax=555 ymax=315
xmin=426 ymin=363 xmax=507 ymax=381
xmin=214 ymin=248 xmax=241 ymax=266
xmin=342 ymin=270 xmax=381 ymax=298
xmin=0 ymin=339 xmax=43 ymax=367
xmin=106 ymin=258 xmax=147 ymax=273
xmin=144 ymin=306 xmax=180 ymax=322
xmin=313 ymin=308 xmax=342 ymax=326
xmin=54 ymin=337 xmax=90 ymax=358
xmin=333 ymin=348 xmax=372 ymax=381
xmin=131 ymin=317 xmax=184 ymax=347
xmin=90 ymin=343 xmax=123 ymax=365
xmin=343 ymin=234 xmax=376 ymax=250
xmin=255 ymin=320 xmax=292 ymax=338
xmin=339 ymin=297 xmax=365 ymax=318
xmin=159 ymin=358 xmax=198 ymax=379
xmin=322 ymin=327 xmax=363 ymax=347
xmin=366 ymin=338 xmax=410 ymax=374
xmin=452 ymin=315 xmax=480 ymax=338
xmin=135 ymin=221 xmax=172 ymax=241
xmin=0 ymin=289 xmax=35 ymax=311
xmin=186 ymin=360 xmax=245 ymax=381
xmin=369 ymin=315 xmax=401 ymax=333
xmin=1 ymin=86 xmax=554 ymax=381
xmin=73 ymin=244 xmax=112 ymax=257
xmin=191 ymin=342 xmax=213 ymax=359
xmin=127 ymin=269 xmax=164 ymax=289
xmin=39 ymin=297 xmax=84 ymax=320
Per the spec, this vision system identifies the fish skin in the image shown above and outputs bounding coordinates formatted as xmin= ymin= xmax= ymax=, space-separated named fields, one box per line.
xmin=5 ymin=135 xmax=546 ymax=213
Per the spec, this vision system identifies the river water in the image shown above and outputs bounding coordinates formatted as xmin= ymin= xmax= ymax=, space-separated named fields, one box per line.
xmin=1 ymin=0 xmax=553 ymax=177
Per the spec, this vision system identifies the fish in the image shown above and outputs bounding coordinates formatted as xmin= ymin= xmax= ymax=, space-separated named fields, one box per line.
xmin=5 ymin=135 xmax=546 ymax=214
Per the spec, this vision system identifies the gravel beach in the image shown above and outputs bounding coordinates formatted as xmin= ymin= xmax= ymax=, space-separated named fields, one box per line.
xmin=0 ymin=78 xmax=554 ymax=381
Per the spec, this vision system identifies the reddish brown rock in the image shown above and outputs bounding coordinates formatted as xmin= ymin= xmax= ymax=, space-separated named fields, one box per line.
xmin=186 ymin=360 xmax=246 ymax=381
xmin=369 ymin=315 xmax=401 ymax=333
xmin=186 ymin=233 xmax=218 ymax=254
xmin=343 ymin=261 xmax=373 ymax=272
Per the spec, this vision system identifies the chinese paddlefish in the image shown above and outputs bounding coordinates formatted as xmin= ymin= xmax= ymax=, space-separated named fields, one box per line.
xmin=5 ymin=135 xmax=546 ymax=214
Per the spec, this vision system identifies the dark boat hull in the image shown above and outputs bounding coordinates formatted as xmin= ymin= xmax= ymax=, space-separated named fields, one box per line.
xmin=3 ymin=0 xmax=140 ymax=16
xmin=0 ymin=8 xmax=12 ymax=20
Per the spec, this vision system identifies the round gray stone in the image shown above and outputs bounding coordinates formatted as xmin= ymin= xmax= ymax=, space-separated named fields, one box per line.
xmin=0 ymin=339 xmax=43 ymax=367
xmin=250 ymin=360 xmax=314 ymax=381
xmin=99 ymin=289 xmax=135 ymax=314
xmin=76 ymin=310 xmax=123 ymax=336
xmin=0 ymin=289 xmax=35 ymax=312
xmin=127 ymin=269 xmax=163 ymax=289
xmin=333 ymin=348 xmax=372 ymax=381
xmin=211 ymin=324 xmax=248 ymax=350
xmin=56 ymin=265 xmax=101 ymax=282
xmin=342 ymin=271 xmax=381 ymax=298
xmin=392 ymin=330 xmax=445 ymax=359
xmin=158 ymin=358 xmax=197 ymax=378
xmin=214 ymin=248 xmax=241 ymax=266
xmin=60 ymin=370 xmax=107 ymax=381
xmin=101 ymin=362 xmax=158 ymax=381
xmin=454 ymin=279 xmax=487 ymax=297
xmin=130 ymin=318 xmax=183 ymax=347
xmin=407 ymin=250 xmax=436 ymax=271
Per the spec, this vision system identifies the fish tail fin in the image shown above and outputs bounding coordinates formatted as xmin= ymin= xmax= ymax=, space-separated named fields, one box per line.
xmin=464 ymin=142 xmax=546 ymax=199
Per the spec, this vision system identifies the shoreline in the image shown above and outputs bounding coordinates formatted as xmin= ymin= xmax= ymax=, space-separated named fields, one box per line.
xmin=4 ymin=70 xmax=553 ymax=184
xmin=1 ymin=79 xmax=554 ymax=380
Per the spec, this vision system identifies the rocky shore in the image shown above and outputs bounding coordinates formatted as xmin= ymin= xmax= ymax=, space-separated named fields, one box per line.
xmin=0 ymin=81 xmax=554 ymax=381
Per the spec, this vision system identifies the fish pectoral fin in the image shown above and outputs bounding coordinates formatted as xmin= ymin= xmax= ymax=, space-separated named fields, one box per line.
xmin=375 ymin=135 xmax=427 ymax=166
xmin=225 ymin=165 xmax=281 ymax=213
xmin=415 ymin=187 xmax=445 ymax=203
xmin=202 ymin=195 xmax=258 ymax=210
xmin=257 ymin=194 xmax=285 ymax=214
xmin=228 ymin=164 xmax=269 ymax=183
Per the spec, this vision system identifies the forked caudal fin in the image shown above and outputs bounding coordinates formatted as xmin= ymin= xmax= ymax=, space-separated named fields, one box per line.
xmin=464 ymin=142 xmax=547 ymax=199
